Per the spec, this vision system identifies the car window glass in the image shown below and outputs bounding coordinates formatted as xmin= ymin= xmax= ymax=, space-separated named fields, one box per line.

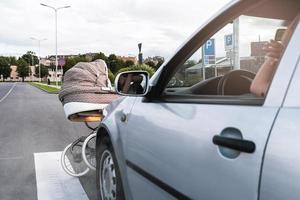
xmin=165 ymin=15 xmax=293 ymax=99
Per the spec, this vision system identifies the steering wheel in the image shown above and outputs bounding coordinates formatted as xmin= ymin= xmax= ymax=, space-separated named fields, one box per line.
xmin=217 ymin=70 xmax=255 ymax=95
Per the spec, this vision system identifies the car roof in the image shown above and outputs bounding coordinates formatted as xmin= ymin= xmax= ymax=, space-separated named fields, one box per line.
xmin=245 ymin=0 xmax=300 ymax=20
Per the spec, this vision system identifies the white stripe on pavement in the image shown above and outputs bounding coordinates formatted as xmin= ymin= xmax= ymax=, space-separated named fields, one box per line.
xmin=34 ymin=151 xmax=89 ymax=200
xmin=0 ymin=82 xmax=16 ymax=103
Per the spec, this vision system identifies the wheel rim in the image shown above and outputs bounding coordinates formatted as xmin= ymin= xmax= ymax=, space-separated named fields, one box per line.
xmin=100 ymin=150 xmax=117 ymax=200
xmin=61 ymin=143 xmax=89 ymax=177
xmin=82 ymin=133 xmax=97 ymax=170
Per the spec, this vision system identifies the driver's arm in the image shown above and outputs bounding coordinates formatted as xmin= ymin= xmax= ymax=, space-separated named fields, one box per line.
xmin=122 ymin=74 xmax=133 ymax=93
xmin=250 ymin=14 xmax=299 ymax=97
xmin=250 ymin=40 xmax=283 ymax=97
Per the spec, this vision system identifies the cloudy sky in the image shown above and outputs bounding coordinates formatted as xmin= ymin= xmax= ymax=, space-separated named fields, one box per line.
xmin=0 ymin=0 xmax=232 ymax=58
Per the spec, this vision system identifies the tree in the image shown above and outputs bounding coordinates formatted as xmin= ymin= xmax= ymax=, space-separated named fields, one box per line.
xmin=64 ymin=58 xmax=77 ymax=74
xmin=8 ymin=57 xmax=17 ymax=65
xmin=145 ymin=60 xmax=156 ymax=68
xmin=35 ymin=64 xmax=49 ymax=79
xmin=108 ymin=68 xmax=115 ymax=84
xmin=0 ymin=57 xmax=11 ymax=79
xmin=92 ymin=52 xmax=107 ymax=62
xmin=124 ymin=60 xmax=135 ymax=68
xmin=184 ymin=60 xmax=197 ymax=67
xmin=156 ymin=58 xmax=164 ymax=69
xmin=116 ymin=64 xmax=156 ymax=77
xmin=63 ymin=56 xmax=88 ymax=75
xmin=107 ymin=54 xmax=125 ymax=74
xmin=21 ymin=51 xmax=39 ymax=66
xmin=16 ymin=58 xmax=29 ymax=82
xmin=145 ymin=56 xmax=164 ymax=70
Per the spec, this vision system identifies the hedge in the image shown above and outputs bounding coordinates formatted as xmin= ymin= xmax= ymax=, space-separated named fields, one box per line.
xmin=116 ymin=64 xmax=156 ymax=77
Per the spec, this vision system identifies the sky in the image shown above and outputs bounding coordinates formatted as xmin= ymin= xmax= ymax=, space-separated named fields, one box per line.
xmin=0 ymin=0 xmax=232 ymax=58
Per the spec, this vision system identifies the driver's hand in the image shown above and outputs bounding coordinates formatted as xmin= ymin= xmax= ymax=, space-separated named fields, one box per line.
xmin=263 ymin=39 xmax=284 ymax=61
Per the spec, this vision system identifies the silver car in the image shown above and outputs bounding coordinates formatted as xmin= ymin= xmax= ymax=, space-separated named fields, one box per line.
xmin=95 ymin=0 xmax=300 ymax=199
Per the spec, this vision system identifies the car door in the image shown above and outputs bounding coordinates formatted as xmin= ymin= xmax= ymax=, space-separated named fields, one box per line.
xmin=125 ymin=99 xmax=277 ymax=200
xmin=122 ymin=2 xmax=299 ymax=200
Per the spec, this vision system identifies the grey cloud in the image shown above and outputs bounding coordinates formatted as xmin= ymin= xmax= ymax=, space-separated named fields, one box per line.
xmin=0 ymin=0 xmax=231 ymax=57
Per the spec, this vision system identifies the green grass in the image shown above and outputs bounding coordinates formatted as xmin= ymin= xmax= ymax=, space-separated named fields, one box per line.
xmin=30 ymin=82 xmax=60 ymax=93
xmin=41 ymin=81 xmax=62 ymax=86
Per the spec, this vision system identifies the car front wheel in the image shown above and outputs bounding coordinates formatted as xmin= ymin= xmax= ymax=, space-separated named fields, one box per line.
xmin=96 ymin=137 xmax=125 ymax=200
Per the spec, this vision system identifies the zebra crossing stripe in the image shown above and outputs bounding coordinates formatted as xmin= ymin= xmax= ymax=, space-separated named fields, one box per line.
xmin=34 ymin=151 xmax=89 ymax=200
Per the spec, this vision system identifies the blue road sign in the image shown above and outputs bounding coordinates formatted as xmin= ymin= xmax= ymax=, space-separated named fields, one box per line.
xmin=204 ymin=39 xmax=215 ymax=56
xmin=224 ymin=34 xmax=233 ymax=50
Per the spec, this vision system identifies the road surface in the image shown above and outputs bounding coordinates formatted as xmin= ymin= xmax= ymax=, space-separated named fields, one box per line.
xmin=0 ymin=82 xmax=97 ymax=200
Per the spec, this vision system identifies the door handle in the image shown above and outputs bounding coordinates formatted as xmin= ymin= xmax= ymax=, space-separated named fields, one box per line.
xmin=212 ymin=135 xmax=256 ymax=153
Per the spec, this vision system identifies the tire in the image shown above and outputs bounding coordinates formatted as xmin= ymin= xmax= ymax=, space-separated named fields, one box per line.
xmin=96 ymin=136 xmax=125 ymax=200
xmin=61 ymin=143 xmax=90 ymax=177
xmin=82 ymin=133 xmax=97 ymax=171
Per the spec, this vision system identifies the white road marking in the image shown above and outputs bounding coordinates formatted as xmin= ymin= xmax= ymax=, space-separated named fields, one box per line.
xmin=34 ymin=151 xmax=89 ymax=200
xmin=0 ymin=156 xmax=23 ymax=160
xmin=0 ymin=82 xmax=16 ymax=103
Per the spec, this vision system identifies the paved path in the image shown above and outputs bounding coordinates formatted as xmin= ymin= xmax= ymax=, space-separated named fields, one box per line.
xmin=0 ymin=83 xmax=97 ymax=200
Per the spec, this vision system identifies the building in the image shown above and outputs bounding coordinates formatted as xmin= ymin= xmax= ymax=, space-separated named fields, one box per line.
xmin=251 ymin=41 xmax=268 ymax=57
xmin=6 ymin=65 xmax=40 ymax=82
xmin=117 ymin=55 xmax=137 ymax=64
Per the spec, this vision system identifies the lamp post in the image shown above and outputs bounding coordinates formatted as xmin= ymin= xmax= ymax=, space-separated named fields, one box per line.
xmin=30 ymin=37 xmax=46 ymax=82
xmin=40 ymin=3 xmax=70 ymax=87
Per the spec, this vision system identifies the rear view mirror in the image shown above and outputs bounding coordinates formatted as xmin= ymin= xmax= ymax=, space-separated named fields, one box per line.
xmin=115 ymin=71 xmax=150 ymax=96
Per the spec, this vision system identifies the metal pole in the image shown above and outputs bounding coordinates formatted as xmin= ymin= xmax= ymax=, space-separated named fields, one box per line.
xmin=233 ymin=17 xmax=240 ymax=70
xmin=202 ymin=47 xmax=206 ymax=80
xmin=55 ymin=9 xmax=58 ymax=87
xmin=38 ymin=41 xmax=41 ymax=82
xmin=30 ymin=37 xmax=46 ymax=82
xmin=214 ymin=64 xmax=217 ymax=77
xmin=30 ymin=54 xmax=33 ymax=81
xmin=40 ymin=3 xmax=70 ymax=86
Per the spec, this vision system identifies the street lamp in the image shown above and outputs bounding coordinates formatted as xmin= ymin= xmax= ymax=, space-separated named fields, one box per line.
xmin=40 ymin=3 xmax=71 ymax=87
xmin=30 ymin=37 xmax=47 ymax=82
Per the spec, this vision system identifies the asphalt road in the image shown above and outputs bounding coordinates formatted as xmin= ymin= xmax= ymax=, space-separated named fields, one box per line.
xmin=0 ymin=82 xmax=97 ymax=200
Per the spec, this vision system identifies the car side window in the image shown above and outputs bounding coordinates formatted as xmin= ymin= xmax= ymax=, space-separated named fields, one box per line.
xmin=164 ymin=14 xmax=295 ymax=104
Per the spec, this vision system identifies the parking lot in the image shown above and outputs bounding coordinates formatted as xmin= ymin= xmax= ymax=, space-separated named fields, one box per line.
xmin=0 ymin=83 xmax=97 ymax=200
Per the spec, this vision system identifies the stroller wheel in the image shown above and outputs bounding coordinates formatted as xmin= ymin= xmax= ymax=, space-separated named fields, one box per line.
xmin=82 ymin=133 xmax=97 ymax=171
xmin=61 ymin=143 xmax=89 ymax=177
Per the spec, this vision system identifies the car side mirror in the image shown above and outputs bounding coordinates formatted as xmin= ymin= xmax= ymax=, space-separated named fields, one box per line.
xmin=115 ymin=71 xmax=150 ymax=96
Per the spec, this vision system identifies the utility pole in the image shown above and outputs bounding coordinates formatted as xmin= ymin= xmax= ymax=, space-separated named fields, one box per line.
xmin=30 ymin=37 xmax=47 ymax=82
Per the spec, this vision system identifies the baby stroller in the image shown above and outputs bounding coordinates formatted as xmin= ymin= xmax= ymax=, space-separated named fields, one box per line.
xmin=58 ymin=59 xmax=119 ymax=177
